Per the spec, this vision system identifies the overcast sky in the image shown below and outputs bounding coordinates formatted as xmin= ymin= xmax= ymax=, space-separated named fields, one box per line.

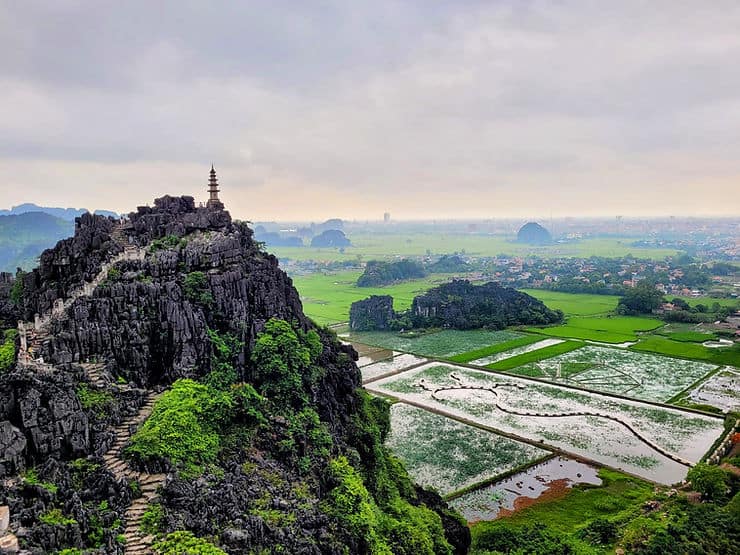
xmin=1 ymin=1 xmax=739 ymax=220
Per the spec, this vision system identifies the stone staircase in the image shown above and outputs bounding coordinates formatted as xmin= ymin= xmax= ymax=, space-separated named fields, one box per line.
xmin=79 ymin=362 xmax=108 ymax=388
xmin=16 ymin=219 xmax=145 ymax=368
xmin=102 ymin=391 xmax=166 ymax=555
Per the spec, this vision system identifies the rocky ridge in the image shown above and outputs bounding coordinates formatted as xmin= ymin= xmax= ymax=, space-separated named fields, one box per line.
xmin=0 ymin=195 xmax=469 ymax=554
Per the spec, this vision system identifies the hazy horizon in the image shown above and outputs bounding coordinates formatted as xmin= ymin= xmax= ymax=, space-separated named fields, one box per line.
xmin=2 ymin=1 xmax=740 ymax=219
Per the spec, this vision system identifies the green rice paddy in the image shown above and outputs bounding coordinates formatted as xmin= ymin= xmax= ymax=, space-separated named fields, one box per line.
xmin=449 ymin=335 xmax=544 ymax=364
xmin=630 ymin=336 xmax=740 ymax=366
xmin=486 ymin=341 xmax=584 ymax=371
xmin=528 ymin=316 xmax=664 ymax=343
xmin=519 ymin=290 xmax=620 ymax=316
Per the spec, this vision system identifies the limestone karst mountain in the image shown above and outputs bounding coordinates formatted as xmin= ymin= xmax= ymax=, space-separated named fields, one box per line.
xmin=0 ymin=191 xmax=469 ymax=554
xmin=516 ymin=221 xmax=552 ymax=245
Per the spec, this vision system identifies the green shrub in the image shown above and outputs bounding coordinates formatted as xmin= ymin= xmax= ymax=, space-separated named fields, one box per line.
xmin=39 ymin=508 xmax=77 ymax=526
xmin=184 ymin=271 xmax=214 ymax=307
xmin=140 ymin=503 xmax=165 ymax=535
xmin=0 ymin=329 xmax=18 ymax=372
xmin=152 ymin=531 xmax=227 ymax=555
xmin=149 ymin=234 xmax=181 ymax=253
xmin=322 ymin=456 xmax=452 ymax=555
xmin=126 ymin=379 xmax=233 ymax=477
xmin=22 ymin=468 xmax=58 ymax=494
xmin=106 ymin=267 xmax=122 ymax=283
xmin=76 ymin=384 xmax=114 ymax=418
xmin=205 ymin=328 xmax=242 ymax=389
xmin=687 ymin=463 xmax=730 ymax=501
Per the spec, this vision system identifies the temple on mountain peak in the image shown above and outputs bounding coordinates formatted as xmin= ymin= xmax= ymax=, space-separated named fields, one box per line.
xmin=206 ymin=165 xmax=225 ymax=210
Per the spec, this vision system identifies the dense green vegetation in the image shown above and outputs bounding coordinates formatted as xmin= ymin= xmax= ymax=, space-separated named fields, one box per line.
xmin=126 ymin=320 xmax=456 ymax=553
xmin=617 ymin=280 xmax=665 ymax=315
xmin=0 ymin=329 xmax=18 ymax=372
xmin=183 ymin=271 xmax=215 ymax=307
xmin=486 ymin=340 xmax=583 ymax=371
xmin=408 ymin=281 xmax=562 ymax=330
xmin=152 ymin=531 xmax=227 ymax=554
xmin=357 ymin=259 xmax=427 ymax=287
xmin=470 ymin=466 xmax=740 ymax=554
xmin=449 ymin=335 xmax=543 ymax=364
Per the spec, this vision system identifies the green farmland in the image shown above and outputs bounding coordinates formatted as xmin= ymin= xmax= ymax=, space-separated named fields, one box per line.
xmin=528 ymin=316 xmax=664 ymax=344
xmin=291 ymin=271 xmax=466 ymax=325
xmin=270 ymin=233 xmax=679 ymax=262
xmin=519 ymin=289 xmax=620 ymax=316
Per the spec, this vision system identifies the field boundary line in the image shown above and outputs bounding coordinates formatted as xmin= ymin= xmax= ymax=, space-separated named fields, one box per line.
xmin=375 ymin=396 xmax=671 ymax=488
xmin=363 ymin=359 xmax=433 ymax=385
xmin=435 ymin=359 xmax=725 ymax=421
xmin=444 ymin=454 xmax=556 ymax=501
xmin=353 ymin=339 xmax=726 ymax=420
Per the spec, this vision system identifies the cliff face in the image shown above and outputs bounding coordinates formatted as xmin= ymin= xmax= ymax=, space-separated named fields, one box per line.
xmin=0 ymin=196 xmax=468 ymax=555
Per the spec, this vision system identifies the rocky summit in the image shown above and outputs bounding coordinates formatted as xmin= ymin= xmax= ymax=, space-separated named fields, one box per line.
xmin=0 ymin=195 xmax=469 ymax=554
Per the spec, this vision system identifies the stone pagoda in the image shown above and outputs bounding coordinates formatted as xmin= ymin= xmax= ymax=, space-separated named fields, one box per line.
xmin=206 ymin=164 xmax=225 ymax=210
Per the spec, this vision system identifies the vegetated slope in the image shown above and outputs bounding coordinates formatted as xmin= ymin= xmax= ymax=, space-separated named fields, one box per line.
xmin=0 ymin=212 xmax=74 ymax=271
xmin=0 ymin=196 xmax=469 ymax=554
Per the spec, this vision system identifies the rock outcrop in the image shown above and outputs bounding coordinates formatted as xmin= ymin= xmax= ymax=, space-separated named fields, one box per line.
xmin=411 ymin=280 xmax=563 ymax=329
xmin=349 ymin=295 xmax=396 ymax=331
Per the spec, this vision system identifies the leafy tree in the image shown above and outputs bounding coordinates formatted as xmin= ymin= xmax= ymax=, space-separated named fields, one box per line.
xmin=617 ymin=281 xmax=664 ymax=315
xmin=687 ymin=463 xmax=729 ymax=501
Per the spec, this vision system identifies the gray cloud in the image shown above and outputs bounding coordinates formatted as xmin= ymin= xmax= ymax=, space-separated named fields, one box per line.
xmin=1 ymin=0 xmax=739 ymax=218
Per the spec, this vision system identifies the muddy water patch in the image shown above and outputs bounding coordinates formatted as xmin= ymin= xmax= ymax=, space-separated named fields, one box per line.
xmin=450 ymin=456 xmax=600 ymax=522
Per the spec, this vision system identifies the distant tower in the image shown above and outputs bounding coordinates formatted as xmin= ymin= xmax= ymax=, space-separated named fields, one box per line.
xmin=206 ymin=165 xmax=224 ymax=210
xmin=383 ymin=212 xmax=391 ymax=223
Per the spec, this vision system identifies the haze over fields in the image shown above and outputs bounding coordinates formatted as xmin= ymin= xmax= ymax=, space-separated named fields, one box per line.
xmin=2 ymin=1 xmax=740 ymax=219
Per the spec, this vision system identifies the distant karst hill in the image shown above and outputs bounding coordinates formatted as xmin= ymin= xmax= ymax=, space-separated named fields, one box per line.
xmin=310 ymin=229 xmax=351 ymax=247
xmin=0 ymin=202 xmax=118 ymax=221
xmin=0 ymin=212 xmax=74 ymax=272
xmin=517 ymin=221 xmax=552 ymax=245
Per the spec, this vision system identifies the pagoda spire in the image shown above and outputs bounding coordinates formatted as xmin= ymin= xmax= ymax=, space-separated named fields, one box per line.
xmin=206 ymin=164 xmax=224 ymax=210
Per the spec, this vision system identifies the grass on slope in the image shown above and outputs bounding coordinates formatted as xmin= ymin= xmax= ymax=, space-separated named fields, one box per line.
xmin=631 ymin=336 xmax=740 ymax=366
xmin=527 ymin=316 xmax=663 ymax=343
xmin=519 ymin=289 xmax=620 ymax=317
xmin=486 ymin=340 xmax=583 ymax=371
xmin=449 ymin=335 xmax=543 ymax=363
xmin=470 ymin=468 xmax=653 ymax=554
